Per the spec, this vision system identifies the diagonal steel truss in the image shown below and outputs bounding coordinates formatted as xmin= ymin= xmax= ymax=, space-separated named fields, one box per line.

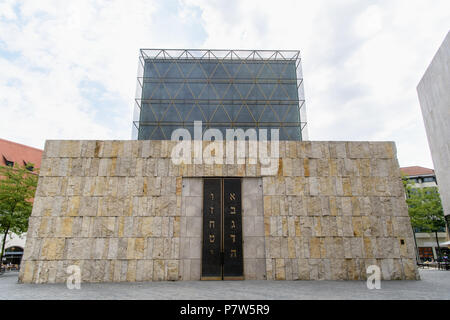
xmin=132 ymin=49 xmax=308 ymax=140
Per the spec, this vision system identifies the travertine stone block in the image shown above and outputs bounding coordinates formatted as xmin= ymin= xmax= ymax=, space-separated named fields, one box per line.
xmin=44 ymin=141 xmax=60 ymax=158
xmin=59 ymin=141 xmax=81 ymax=158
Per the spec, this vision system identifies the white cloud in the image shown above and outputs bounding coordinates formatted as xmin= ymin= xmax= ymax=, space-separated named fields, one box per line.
xmin=0 ymin=0 xmax=205 ymax=149
xmin=0 ymin=0 xmax=17 ymax=20
xmin=354 ymin=5 xmax=383 ymax=38
xmin=186 ymin=0 xmax=450 ymax=168
xmin=0 ymin=0 xmax=449 ymax=169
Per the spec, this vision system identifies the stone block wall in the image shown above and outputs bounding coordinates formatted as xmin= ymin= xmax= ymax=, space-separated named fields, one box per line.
xmin=19 ymin=140 xmax=419 ymax=283
xmin=261 ymin=142 xmax=418 ymax=280
xmin=179 ymin=178 xmax=202 ymax=280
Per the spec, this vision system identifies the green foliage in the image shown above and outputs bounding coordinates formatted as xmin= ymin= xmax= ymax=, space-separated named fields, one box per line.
xmin=0 ymin=163 xmax=38 ymax=261
xmin=402 ymin=174 xmax=445 ymax=233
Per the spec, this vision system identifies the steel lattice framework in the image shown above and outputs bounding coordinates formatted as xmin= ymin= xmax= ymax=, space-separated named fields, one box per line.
xmin=132 ymin=49 xmax=308 ymax=140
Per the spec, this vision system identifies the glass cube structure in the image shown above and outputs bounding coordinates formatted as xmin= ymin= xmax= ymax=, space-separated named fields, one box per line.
xmin=132 ymin=49 xmax=307 ymax=140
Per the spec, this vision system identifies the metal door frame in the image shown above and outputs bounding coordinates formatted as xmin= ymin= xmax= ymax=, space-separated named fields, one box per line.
xmin=200 ymin=177 xmax=244 ymax=280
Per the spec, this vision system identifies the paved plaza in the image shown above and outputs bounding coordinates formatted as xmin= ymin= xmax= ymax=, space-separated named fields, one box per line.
xmin=1 ymin=269 xmax=449 ymax=300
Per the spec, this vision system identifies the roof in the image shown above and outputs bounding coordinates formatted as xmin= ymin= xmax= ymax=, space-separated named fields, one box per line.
xmin=140 ymin=49 xmax=301 ymax=61
xmin=400 ymin=166 xmax=435 ymax=177
xmin=0 ymin=138 xmax=43 ymax=169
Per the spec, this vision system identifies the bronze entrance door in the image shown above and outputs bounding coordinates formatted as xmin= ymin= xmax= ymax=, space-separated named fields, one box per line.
xmin=201 ymin=178 xmax=243 ymax=280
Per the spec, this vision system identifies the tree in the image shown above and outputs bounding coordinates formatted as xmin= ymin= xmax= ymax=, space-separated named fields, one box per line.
xmin=0 ymin=163 xmax=38 ymax=265
xmin=402 ymin=175 xmax=445 ymax=261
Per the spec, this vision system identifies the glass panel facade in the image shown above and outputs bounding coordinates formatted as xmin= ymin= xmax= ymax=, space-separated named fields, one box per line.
xmin=133 ymin=49 xmax=307 ymax=140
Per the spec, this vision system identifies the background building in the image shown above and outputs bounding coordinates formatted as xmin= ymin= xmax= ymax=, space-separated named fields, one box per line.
xmin=132 ymin=49 xmax=307 ymax=141
xmin=0 ymin=138 xmax=43 ymax=266
xmin=400 ymin=166 xmax=448 ymax=261
xmin=417 ymin=31 xmax=450 ymax=232
xmin=401 ymin=166 xmax=437 ymax=188
xmin=1 ymin=138 xmax=42 ymax=170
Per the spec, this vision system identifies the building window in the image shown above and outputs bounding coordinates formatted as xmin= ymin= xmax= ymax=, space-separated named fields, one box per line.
xmin=3 ymin=156 xmax=14 ymax=167
xmin=3 ymin=246 xmax=24 ymax=266
xmin=23 ymin=161 xmax=34 ymax=171
xmin=423 ymin=177 xmax=435 ymax=183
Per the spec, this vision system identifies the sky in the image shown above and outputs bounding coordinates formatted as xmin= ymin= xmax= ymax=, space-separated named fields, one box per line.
xmin=0 ymin=0 xmax=449 ymax=168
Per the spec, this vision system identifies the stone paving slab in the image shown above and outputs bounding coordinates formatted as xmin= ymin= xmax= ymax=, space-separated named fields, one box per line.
xmin=1 ymin=270 xmax=449 ymax=300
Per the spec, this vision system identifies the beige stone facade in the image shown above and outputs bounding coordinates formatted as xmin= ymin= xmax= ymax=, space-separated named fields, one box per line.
xmin=19 ymin=140 xmax=419 ymax=283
